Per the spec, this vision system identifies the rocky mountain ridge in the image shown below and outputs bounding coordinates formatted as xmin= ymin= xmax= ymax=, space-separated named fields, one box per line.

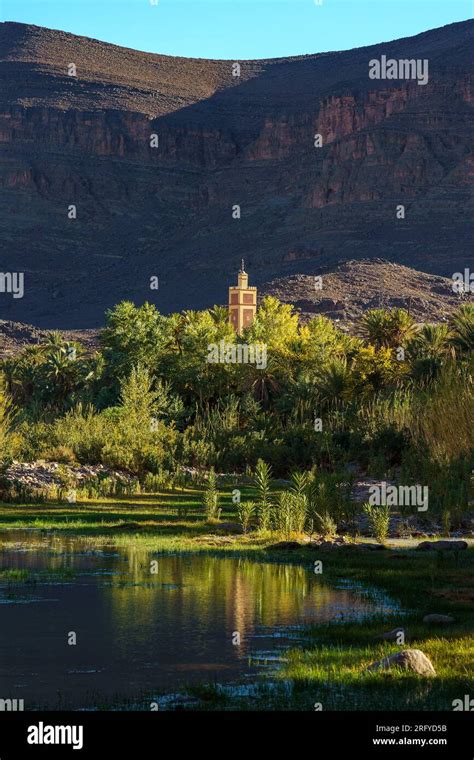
xmin=0 ymin=20 xmax=472 ymax=327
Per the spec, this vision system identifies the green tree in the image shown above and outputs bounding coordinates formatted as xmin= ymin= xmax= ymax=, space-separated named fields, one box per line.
xmin=360 ymin=308 xmax=418 ymax=349
xmin=100 ymin=302 xmax=167 ymax=395
xmin=449 ymin=304 xmax=474 ymax=355
xmin=407 ymin=323 xmax=453 ymax=384
xmin=315 ymin=358 xmax=352 ymax=407
xmin=247 ymin=296 xmax=298 ymax=348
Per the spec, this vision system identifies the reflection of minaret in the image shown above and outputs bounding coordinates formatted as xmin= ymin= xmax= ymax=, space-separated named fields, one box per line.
xmin=229 ymin=570 xmax=248 ymax=653
xmin=228 ymin=260 xmax=257 ymax=335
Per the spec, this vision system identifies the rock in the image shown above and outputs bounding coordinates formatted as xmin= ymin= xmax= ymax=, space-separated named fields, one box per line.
xmin=267 ymin=541 xmax=302 ymax=551
xmin=4 ymin=460 xmax=134 ymax=492
xmin=416 ymin=540 xmax=468 ymax=551
xmin=308 ymin=536 xmax=349 ymax=549
xmin=345 ymin=542 xmax=386 ymax=551
xmin=366 ymin=649 xmax=436 ymax=676
xmin=375 ymin=627 xmax=406 ymax=642
xmin=316 ymin=540 xmax=340 ymax=550
xmin=422 ymin=614 xmax=455 ymax=624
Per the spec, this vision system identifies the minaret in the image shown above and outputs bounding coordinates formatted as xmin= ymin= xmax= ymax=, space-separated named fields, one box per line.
xmin=228 ymin=260 xmax=257 ymax=334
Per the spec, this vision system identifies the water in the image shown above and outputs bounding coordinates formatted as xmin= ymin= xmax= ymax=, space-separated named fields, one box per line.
xmin=0 ymin=533 xmax=398 ymax=709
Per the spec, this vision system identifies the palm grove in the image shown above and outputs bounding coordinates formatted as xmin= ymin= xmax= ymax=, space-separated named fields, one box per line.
xmin=0 ymin=297 xmax=472 ymax=533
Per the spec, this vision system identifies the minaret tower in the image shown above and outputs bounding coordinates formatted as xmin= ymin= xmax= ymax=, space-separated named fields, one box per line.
xmin=228 ymin=260 xmax=257 ymax=334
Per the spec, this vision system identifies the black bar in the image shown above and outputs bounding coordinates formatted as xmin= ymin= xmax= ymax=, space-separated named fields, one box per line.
xmin=0 ymin=711 xmax=472 ymax=758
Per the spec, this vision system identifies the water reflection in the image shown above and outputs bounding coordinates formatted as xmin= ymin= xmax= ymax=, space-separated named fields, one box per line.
xmin=0 ymin=533 xmax=397 ymax=709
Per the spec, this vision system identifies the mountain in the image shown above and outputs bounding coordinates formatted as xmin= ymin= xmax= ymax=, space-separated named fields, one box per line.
xmin=0 ymin=259 xmax=464 ymax=356
xmin=0 ymin=20 xmax=472 ymax=328
xmin=0 ymin=320 xmax=98 ymax=359
xmin=261 ymin=259 xmax=466 ymax=329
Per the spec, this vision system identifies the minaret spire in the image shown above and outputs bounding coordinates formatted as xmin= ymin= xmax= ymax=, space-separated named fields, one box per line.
xmin=229 ymin=259 xmax=256 ymax=334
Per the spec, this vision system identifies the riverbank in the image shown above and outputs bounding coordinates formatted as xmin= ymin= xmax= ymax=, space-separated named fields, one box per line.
xmin=0 ymin=491 xmax=472 ymax=711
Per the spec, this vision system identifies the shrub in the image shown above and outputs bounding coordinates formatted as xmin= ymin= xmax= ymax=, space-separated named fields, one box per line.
xmin=42 ymin=445 xmax=76 ymax=464
xmin=203 ymin=467 xmax=220 ymax=521
xmin=306 ymin=473 xmax=354 ymax=528
xmin=237 ymin=501 xmax=256 ymax=534
xmin=312 ymin=511 xmax=338 ymax=538
xmin=272 ymin=491 xmax=307 ymax=538
xmin=411 ymin=365 xmax=472 ymax=466
xmin=363 ymin=502 xmax=390 ymax=544
xmin=254 ymin=458 xmax=273 ymax=530
xmin=0 ymin=374 xmax=21 ymax=462
xmin=50 ymin=366 xmax=178 ymax=475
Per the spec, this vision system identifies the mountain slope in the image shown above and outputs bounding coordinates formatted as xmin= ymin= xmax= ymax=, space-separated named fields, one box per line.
xmin=0 ymin=20 xmax=472 ymax=327
xmin=261 ymin=259 xmax=467 ymax=328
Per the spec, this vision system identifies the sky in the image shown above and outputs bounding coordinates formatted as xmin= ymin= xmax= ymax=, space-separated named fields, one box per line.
xmin=1 ymin=0 xmax=472 ymax=59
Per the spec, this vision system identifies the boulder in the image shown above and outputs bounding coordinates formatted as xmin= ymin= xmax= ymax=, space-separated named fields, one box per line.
xmin=375 ymin=627 xmax=406 ymax=642
xmin=366 ymin=649 xmax=436 ymax=676
xmin=416 ymin=540 xmax=468 ymax=551
xmin=422 ymin=614 xmax=455 ymax=625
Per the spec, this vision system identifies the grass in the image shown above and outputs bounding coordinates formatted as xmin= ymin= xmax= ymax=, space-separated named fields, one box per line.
xmin=0 ymin=488 xmax=472 ymax=711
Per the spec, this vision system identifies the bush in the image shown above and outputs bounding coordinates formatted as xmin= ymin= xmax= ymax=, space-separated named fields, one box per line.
xmin=306 ymin=473 xmax=354 ymax=528
xmin=237 ymin=501 xmax=256 ymax=534
xmin=203 ymin=467 xmax=220 ymax=521
xmin=254 ymin=459 xmax=273 ymax=530
xmin=0 ymin=374 xmax=21 ymax=462
xmin=312 ymin=511 xmax=337 ymax=538
xmin=272 ymin=491 xmax=307 ymax=539
xmin=363 ymin=502 xmax=390 ymax=544
xmin=49 ymin=366 xmax=179 ymax=475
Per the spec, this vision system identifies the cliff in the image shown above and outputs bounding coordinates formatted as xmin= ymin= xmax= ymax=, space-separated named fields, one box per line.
xmin=0 ymin=20 xmax=472 ymax=327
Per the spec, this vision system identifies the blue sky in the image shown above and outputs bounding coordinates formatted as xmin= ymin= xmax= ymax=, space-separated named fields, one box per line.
xmin=2 ymin=0 xmax=472 ymax=59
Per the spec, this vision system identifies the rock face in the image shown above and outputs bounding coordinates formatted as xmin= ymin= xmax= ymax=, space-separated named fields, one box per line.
xmin=366 ymin=649 xmax=436 ymax=676
xmin=0 ymin=20 xmax=473 ymax=328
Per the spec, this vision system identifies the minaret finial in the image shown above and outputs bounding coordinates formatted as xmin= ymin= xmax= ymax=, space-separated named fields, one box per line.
xmin=240 ymin=258 xmax=245 ymax=273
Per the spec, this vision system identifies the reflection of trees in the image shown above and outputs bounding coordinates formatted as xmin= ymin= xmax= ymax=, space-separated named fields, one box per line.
xmin=104 ymin=554 xmax=367 ymax=654
xmin=8 ymin=536 xmax=373 ymax=656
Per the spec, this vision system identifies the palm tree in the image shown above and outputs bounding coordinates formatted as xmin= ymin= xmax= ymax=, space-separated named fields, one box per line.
xmin=449 ymin=304 xmax=474 ymax=355
xmin=360 ymin=308 xmax=419 ymax=349
xmin=39 ymin=331 xmax=65 ymax=352
xmin=165 ymin=312 xmax=190 ymax=356
xmin=407 ymin=323 xmax=453 ymax=384
xmin=208 ymin=305 xmax=229 ymax=328
xmin=243 ymin=355 xmax=281 ymax=406
xmin=315 ymin=358 xmax=352 ymax=407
